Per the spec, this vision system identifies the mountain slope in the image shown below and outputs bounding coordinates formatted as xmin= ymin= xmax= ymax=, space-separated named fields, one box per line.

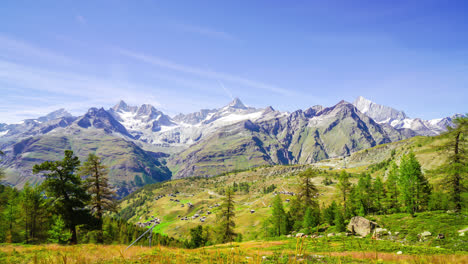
xmin=1 ymin=128 xmax=171 ymax=197
xmin=170 ymin=101 xmax=413 ymax=178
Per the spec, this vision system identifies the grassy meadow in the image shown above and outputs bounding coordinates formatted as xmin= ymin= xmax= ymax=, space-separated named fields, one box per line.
xmin=1 ymin=237 xmax=467 ymax=264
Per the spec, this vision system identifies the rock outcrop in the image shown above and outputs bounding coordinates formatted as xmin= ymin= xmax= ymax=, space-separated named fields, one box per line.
xmin=347 ymin=216 xmax=379 ymax=237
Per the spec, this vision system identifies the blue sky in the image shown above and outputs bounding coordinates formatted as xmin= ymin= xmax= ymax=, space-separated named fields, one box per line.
xmin=0 ymin=0 xmax=467 ymax=123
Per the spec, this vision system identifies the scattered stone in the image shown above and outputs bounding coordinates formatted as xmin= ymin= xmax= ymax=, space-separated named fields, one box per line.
xmin=296 ymin=233 xmax=305 ymax=238
xmin=420 ymin=231 xmax=431 ymax=237
xmin=347 ymin=216 xmax=379 ymax=237
xmin=373 ymin=228 xmax=389 ymax=238
xmin=458 ymin=228 xmax=468 ymax=237
xmin=397 ymin=251 xmax=403 ymax=255
xmin=327 ymin=233 xmax=335 ymax=237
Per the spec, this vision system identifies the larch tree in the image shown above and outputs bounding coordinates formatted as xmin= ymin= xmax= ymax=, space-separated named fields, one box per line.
xmin=216 ymin=188 xmax=236 ymax=243
xmin=337 ymin=170 xmax=352 ymax=215
xmin=441 ymin=116 xmax=468 ymax=211
xmin=398 ymin=152 xmax=431 ymax=216
xmin=20 ymin=182 xmax=48 ymax=243
xmin=298 ymin=168 xmax=319 ymax=209
xmin=79 ymin=153 xmax=116 ymax=243
xmin=385 ymin=161 xmax=400 ymax=213
xmin=33 ymin=150 xmax=90 ymax=244
xmin=373 ymin=176 xmax=385 ymax=214
xmin=269 ymin=194 xmax=287 ymax=236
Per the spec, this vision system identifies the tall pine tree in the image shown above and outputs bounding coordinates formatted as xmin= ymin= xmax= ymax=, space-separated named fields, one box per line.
xmin=269 ymin=194 xmax=288 ymax=236
xmin=33 ymin=150 xmax=90 ymax=244
xmin=399 ymin=152 xmax=431 ymax=216
xmin=79 ymin=153 xmax=116 ymax=243
xmin=337 ymin=170 xmax=352 ymax=216
xmin=384 ymin=162 xmax=400 ymax=213
xmin=441 ymin=116 xmax=468 ymax=211
xmin=216 ymin=188 xmax=236 ymax=243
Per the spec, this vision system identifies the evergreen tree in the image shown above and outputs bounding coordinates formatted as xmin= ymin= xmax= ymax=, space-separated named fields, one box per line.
xmin=4 ymin=188 xmax=20 ymax=243
xmin=373 ymin=176 xmax=385 ymax=214
xmin=302 ymin=207 xmax=319 ymax=234
xmin=33 ymin=150 xmax=90 ymax=244
xmin=399 ymin=152 xmax=431 ymax=215
xmin=79 ymin=153 xmax=116 ymax=243
xmin=216 ymin=188 xmax=236 ymax=243
xmin=323 ymin=201 xmax=337 ymax=226
xmin=188 ymin=225 xmax=208 ymax=248
xmin=298 ymin=168 xmax=319 ymax=209
xmin=334 ymin=206 xmax=346 ymax=232
xmin=384 ymin=162 xmax=400 ymax=213
xmin=48 ymin=216 xmax=72 ymax=244
xmin=337 ymin=170 xmax=352 ymax=215
xmin=356 ymin=173 xmax=372 ymax=214
xmin=20 ymin=182 xmax=49 ymax=243
xmin=441 ymin=116 xmax=468 ymax=211
xmin=269 ymin=194 xmax=288 ymax=236
xmin=288 ymin=196 xmax=304 ymax=231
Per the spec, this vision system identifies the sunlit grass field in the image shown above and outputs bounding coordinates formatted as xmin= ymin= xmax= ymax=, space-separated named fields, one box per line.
xmin=1 ymin=237 xmax=467 ymax=264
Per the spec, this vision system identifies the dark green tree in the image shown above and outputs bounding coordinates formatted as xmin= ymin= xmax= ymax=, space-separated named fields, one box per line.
xmin=356 ymin=173 xmax=372 ymax=214
xmin=373 ymin=176 xmax=385 ymax=214
xmin=33 ymin=150 xmax=90 ymax=244
xmin=398 ymin=152 xmax=431 ymax=215
xmin=384 ymin=162 xmax=400 ymax=213
xmin=79 ymin=153 xmax=116 ymax=243
xmin=268 ymin=194 xmax=288 ymax=236
xmin=216 ymin=188 xmax=236 ymax=243
xmin=188 ymin=225 xmax=208 ymax=248
xmin=337 ymin=170 xmax=352 ymax=215
xmin=298 ymin=168 xmax=319 ymax=209
xmin=323 ymin=201 xmax=337 ymax=226
xmin=441 ymin=116 xmax=468 ymax=211
xmin=334 ymin=206 xmax=346 ymax=232
xmin=48 ymin=215 xmax=72 ymax=244
xmin=302 ymin=207 xmax=319 ymax=234
xmin=20 ymin=182 xmax=49 ymax=243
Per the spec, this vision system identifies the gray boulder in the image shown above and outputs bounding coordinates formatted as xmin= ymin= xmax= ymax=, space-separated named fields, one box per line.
xmin=347 ymin=216 xmax=379 ymax=237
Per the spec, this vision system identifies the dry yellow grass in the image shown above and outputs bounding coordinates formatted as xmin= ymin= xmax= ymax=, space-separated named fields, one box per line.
xmin=1 ymin=241 xmax=467 ymax=264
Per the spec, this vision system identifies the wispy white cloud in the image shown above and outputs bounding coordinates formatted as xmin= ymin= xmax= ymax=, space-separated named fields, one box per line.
xmin=0 ymin=59 xmax=163 ymax=123
xmin=116 ymin=48 xmax=293 ymax=96
xmin=0 ymin=34 xmax=75 ymax=65
xmin=175 ymin=23 xmax=237 ymax=41
xmin=218 ymin=81 xmax=233 ymax=100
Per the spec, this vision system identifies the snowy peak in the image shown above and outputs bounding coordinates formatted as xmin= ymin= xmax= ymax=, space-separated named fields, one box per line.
xmin=36 ymin=109 xmax=72 ymax=123
xmin=353 ymin=96 xmax=407 ymax=123
xmin=353 ymin=96 xmax=456 ymax=136
xmin=227 ymin=97 xmax=247 ymax=109
xmin=112 ymin=100 xmax=138 ymax=113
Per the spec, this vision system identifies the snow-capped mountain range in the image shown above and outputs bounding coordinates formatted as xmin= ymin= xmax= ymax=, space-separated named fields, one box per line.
xmin=353 ymin=96 xmax=460 ymax=136
xmin=0 ymin=96 xmax=460 ymax=145
xmin=0 ymin=96 xmax=462 ymax=191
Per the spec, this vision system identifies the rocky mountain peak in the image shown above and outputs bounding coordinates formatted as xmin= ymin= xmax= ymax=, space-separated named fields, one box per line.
xmin=353 ymin=96 xmax=407 ymax=123
xmin=36 ymin=109 xmax=72 ymax=123
xmin=225 ymin=97 xmax=247 ymax=110
xmin=112 ymin=100 xmax=129 ymax=112
xmin=136 ymin=104 xmax=158 ymax=117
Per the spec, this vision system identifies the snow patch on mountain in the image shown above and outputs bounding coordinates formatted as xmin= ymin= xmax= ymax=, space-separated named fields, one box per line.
xmin=353 ymin=96 xmax=456 ymax=136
